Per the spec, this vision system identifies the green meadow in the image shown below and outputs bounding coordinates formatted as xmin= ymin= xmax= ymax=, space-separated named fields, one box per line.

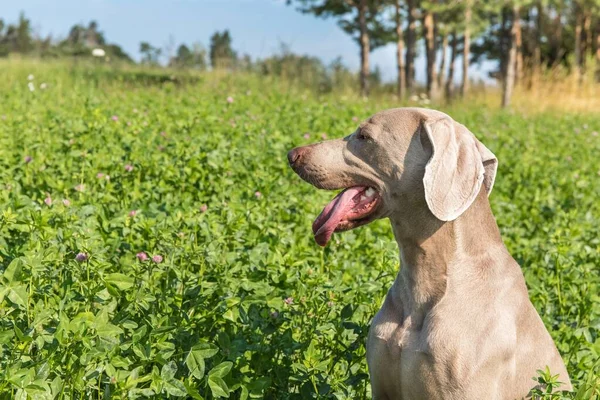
xmin=0 ymin=61 xmax=598 ymax=399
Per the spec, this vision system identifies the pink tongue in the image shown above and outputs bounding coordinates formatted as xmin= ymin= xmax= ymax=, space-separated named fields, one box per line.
xmin=312 ymin=187 xmax=365 ymax=247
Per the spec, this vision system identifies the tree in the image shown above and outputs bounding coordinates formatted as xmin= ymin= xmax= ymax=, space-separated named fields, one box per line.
xmin=423 ymin=4 xmax=438 ymax=99
xmin=169 ymin=42 xmax=207 ymax=69
xmin=502 ymin=4 xmax=520 ymax=108
xmin=209 ymin=30 xmax=236 ymax=70
xmin=140 ymin=41 xmax=161 ymax=65
xmin=15 ymin=12 xmax=32 ymax=53
xmin=288 ymin=0 xmax=392 ymax=97
xmin=395 ymin=0 xmax=406 ymax=98
xmin=461 ymin=0 xmax=472 ymax=96
xmin=405 ymin=0 xmax=418 ymax=92
xmin=445 ymin=31 xmax=459 ymax=99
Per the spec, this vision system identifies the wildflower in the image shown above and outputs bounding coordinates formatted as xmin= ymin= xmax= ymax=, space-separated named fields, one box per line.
xmin=160 ymin=131 xmax=167 ymax=137
xmin=352 ymin=116 xmax=359 ymax=122
xmin=254 ymin=191 xmax=262 ymax=198
xmin=75 ymin=184 xmax=85 ymax=192
xmin=111 ymin=115 xmax=119 ymax=122
xmin=592 ymin=131 xmax=598 ymax=137
xmin=62 ymin=199 xmax=71 ymax=206
xmin=566 ymin=156 xmax=572 ymax=162
xmin=44 ymin=196 xmax=52 ymax=206
xmin=303 ymin=133 xmax=310 ymax=139
xmin=127 ymin=121 xmax=131 ymax=126
xmin=40 ymin=83 xmax=47 ymax=90
xmin=96 ymin=172 xmax=105 ymax=179
xmin=27 ymin=74 xmax=34 ymax=81
xmin=136 ymin=252 xmax=149 ymax=262
xmin=200 ymin=204 xmax=208 ymax=213
xmin=321 ymin=133 xmax=327 ymax=140
xmin=92 ymin=48 xmax=106 ymax=57
xmin=327 ymin=301 xmax=334 ymax=307
xmin=124 ymin=164 xmax=134 ymax=172
xmin=1 ymin=115 xmax=6 ymax=120
xmin=24 ymin=156 xmax=32 ymax=164
xmin=226 ymin=96 xmax=234 ymax=103
xmin=152 ymin=255 xmax=163 ymax=263
xmin=284 ymin=297 xmax=293 ymax=305
xmin=128 ymin=210 xmax=137 ymax=217
xmin=133 ymin=108 xmax=138 ymax=113
xmin=75 ymin=252 xmax=88 ymax=262
xmin=28 ymin=82 xmax=35 ymax=92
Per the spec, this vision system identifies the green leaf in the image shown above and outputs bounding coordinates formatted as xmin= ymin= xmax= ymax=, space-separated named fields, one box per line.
xmin=185 ymin=349 xmax=206 ymax=379
xmin=163 ymin=379 xmax=187 ymax=397
xmin=7 ymin=285 xmax=28 ymax=308
xmin=240 ymin=385 xmax=249 ymax=400
xmin=161 ymin=361 xmax=177 ymax=381
xmin=208 ymin=361 xmax=232 ymax=378
xmin=192 ymin=343 xmax=219 ymax=359
xmin=3 ymin=258 xmax=24 ymax=284
xmin=104 ymin=273 xmax=135 ymax=290
xmin=208 ymin=375 xmax=229 ymax=398
xmin=96 ymin=322 xmax=123 ymax=340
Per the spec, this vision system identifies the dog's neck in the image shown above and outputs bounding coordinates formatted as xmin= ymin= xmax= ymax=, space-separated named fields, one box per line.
xmin=388 ymin=189 xmax=507 ymax=325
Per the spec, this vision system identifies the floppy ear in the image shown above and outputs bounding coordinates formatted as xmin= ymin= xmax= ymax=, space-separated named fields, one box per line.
xmin=422 ymin=117 xmax=498 ymax=221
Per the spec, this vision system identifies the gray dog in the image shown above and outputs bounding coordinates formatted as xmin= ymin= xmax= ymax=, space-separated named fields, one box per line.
xmin=287 ymin=108 xmax=571 ymax=400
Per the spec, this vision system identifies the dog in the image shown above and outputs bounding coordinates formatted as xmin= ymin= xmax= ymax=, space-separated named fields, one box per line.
xmin=287 ymin=108 xmax=571 ymax=400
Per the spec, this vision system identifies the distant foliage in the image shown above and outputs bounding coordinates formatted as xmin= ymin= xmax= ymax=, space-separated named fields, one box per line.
xmin=209 ymin=30 xmax=237 ymax=70
xmin=0 ymin=15 xmax=131 ymax=62
xmin=169 ymin=43 xmax=208 ymax=70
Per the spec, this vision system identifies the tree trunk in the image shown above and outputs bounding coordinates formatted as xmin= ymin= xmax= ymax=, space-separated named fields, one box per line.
xmin=358 ymin=0 xmax=370 ymax=97
xmin=396 ymin=0 xmax=406 ymax=98
xmin=438 ymin=33 xmax=448 ymax=89
xmin=582 ymin=10 xmax=591 ymax=77
xmin=574 ymin=4 xmax=582 ymax=82
xmin=461 ymin=0 xmax=471 ymax=96
xmin=405 ymin=0 xmax=417 ymax=92
xmin=514 ymin=7 xmax=523 ymax=86
xmin=445 ymin=32 xmax=458 ymax=100
xmin=596 ymin=31 xmax=600 ymax=82
xmin=502 ymin=5 xmax=519 ymax=108
xmin=500 ymin=7 xmax=510 ymax=79
xmin=423 ymin=10 xmax=438 ymax=99
xmin=583 ymin=11 xmax=592 ymax=59
xmin=532 ymin=2 xmax=543 ymax=83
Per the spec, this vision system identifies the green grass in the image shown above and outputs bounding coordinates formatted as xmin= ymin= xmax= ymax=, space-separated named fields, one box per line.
xmin=0 ymin=60 xmax=598 ymax=399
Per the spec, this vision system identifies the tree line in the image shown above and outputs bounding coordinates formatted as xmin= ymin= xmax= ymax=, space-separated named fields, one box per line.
xmin=289 ymin=0 xmax=600 ymax=106
xmin=3 ymin=5 xmax=599 ymax=106
xmin=0 ymin=13 xmax=131 ymax=61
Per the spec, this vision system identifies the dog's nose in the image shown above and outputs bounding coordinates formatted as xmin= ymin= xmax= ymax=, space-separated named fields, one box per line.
xmin=287 ymin=148 xmax=303 ymax=166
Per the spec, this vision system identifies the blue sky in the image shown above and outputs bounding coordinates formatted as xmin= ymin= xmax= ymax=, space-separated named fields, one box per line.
xmin=4 ymin=0 xmax=494 ymax=83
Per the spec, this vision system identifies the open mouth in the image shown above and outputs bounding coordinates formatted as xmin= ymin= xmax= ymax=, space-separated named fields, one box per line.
xmin=312 ymin=186 xmax=382 ymax=246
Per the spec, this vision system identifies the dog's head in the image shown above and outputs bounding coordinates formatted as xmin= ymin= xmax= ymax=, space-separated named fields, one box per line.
xmin=287 ymin=108 xmax=498 ymax=246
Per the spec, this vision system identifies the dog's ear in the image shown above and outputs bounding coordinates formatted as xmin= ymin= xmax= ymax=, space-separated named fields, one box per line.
xmin=421 ymin=117 xmax=498 ymax=221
